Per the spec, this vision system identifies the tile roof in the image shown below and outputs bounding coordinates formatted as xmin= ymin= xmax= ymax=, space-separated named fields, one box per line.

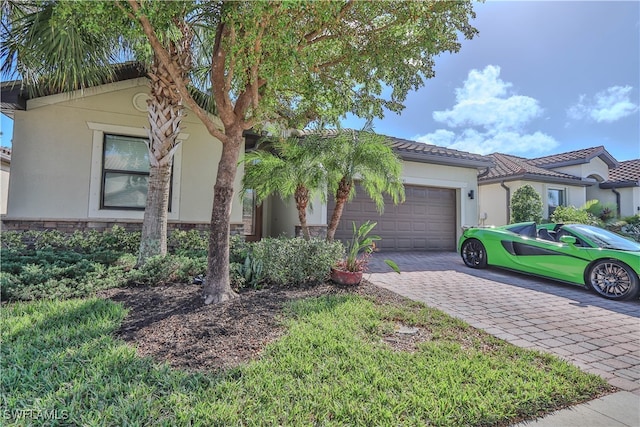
xmin=292 ymin=129 xmax=493 ymax=168
xmin=479 ymin=153 xmax=586 ymax=185
xmin=385 ymin=136 xmax=492 ymax=168
xmin=528 ymin=146 xmax=618 ymax=169
xmin=601 ymin=159 xmax=640 ymax=188
xmin=294 ymin=129 xmax=493 ymax=168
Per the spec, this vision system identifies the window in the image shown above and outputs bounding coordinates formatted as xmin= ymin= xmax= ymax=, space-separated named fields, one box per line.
xmin=242 ymin=189 xmax=256 ymax=235
xmin=101 ymin=134 xmax=172 ymax=210
xmin=547 ymin=188 xmax=565 ymax=217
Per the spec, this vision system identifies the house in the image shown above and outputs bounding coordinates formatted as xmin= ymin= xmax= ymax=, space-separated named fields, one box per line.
xmin=479 ymin=147 xmax=640 ymax=225
xmin=0 ymin=71 xmax=492 ymax=251
xmin=0 ymin=147 xmax=10 ymax=215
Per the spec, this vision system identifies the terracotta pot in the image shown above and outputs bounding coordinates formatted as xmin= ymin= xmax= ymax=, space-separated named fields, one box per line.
xmin=330 ymin=268 xmax=363 ymax=286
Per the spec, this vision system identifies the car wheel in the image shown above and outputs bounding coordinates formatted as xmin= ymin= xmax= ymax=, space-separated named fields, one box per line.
xmin=461 ymin=239 xmax=488 ymax=269
xmin=587 ymin=260 xmax=640 ymax=301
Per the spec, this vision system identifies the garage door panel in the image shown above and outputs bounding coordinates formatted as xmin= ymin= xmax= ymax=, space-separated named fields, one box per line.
xmin=328 ymin=184 xmax=456 ymax=251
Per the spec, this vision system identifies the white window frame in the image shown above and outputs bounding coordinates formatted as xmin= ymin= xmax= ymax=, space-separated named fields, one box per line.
xmin=87 ymin=122 xmax=186 ymax=220
xmin=547 ymin=186 xmax=567 ymax=218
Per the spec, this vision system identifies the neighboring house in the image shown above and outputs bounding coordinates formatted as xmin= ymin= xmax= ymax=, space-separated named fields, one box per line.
xmin=0 ymin=72 xmax=492 ymax=251
xmin=598 ymin=159 xmax=640 ymax=218
xmin=479 ymin=147 xmax=639 ymax=225
xmin=0 ymin=147 xmax=10 ymax=215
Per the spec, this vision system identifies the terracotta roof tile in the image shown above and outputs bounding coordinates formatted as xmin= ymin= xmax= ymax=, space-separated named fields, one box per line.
xmin=607 ymin=159 xmax=640 ymax=184
xmin=528 ymin=146 xmax=618 ymax=169
xmin=294 ymin=129 xmax=493 ymax=168
xmin=480 ymin=153 xmax=584 ymax=183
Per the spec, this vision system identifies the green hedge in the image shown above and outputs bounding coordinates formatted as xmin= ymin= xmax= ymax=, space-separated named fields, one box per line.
xmin=1 ymin=228 xmax=344 ymax=302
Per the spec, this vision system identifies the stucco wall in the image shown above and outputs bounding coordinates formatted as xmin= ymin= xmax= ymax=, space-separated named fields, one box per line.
xmin=5 ymin=79 xmax=244 ymax=225
xmin=553 ymin=157 xmax=610 ymax=181
xmin=480 ymin=180 xmax=586 ymax=225
xmin=0 ymin=161 xmax=9 ymax=215
xmin=618 ymin=187 xmax=640 ymax=218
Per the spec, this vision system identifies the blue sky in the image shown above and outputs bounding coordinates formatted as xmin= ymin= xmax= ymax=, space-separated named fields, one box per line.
xmin=344 ymin=1 xmax=640 ymax=161
xmin=2 ymin=1 xmax=639 ymax=161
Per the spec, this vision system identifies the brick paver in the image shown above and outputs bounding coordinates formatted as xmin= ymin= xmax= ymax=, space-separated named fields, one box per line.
xmin=367 ymin=252 xmax=640 ymax=395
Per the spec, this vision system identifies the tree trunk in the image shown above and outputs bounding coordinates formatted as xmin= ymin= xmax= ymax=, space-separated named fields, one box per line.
xmin=136 ymin=21 xmax=192 ymax=266
xmin=326 ymin=177 xmax=352 ymax=242
xmin=203 ymin=127 xmax=244 ymax=305
xmin=138 ymin=160 xmax=173 ymax=263
xmin=294 ymin=185 xmax=311 ymax=240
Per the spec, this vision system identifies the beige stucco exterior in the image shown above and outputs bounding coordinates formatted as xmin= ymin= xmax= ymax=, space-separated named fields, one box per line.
xmin=479 ymin=180 xmax=587 ymax=226
xmin=552 ymin=157 xmax=610 ymax=182
xmin=5 ymin=79 xmax=245 ymax=225
xmin=0 ymin=155 xmax=9 ymax=215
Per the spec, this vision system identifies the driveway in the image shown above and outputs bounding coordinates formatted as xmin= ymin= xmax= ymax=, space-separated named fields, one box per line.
xmin=367 ymin=251 xmax=640 ymax=395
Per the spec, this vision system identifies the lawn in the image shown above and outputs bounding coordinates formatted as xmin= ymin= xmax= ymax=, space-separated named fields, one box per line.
xmin=1 ymin=281 xmax=612 ymax=426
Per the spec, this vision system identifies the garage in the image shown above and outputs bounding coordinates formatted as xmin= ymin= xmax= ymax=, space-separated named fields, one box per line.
xmin=328 ymin=185 xmax=457 ymax=251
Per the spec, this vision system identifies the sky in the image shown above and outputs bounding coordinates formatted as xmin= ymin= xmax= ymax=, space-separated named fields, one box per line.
xmin=1 ymin=1 xmax=639 ymax=161
xmin=343 ymin=0 xmax=640 ymax=161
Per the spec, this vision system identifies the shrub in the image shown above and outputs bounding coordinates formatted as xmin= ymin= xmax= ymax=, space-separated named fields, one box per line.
xmin=608 ymin=215 xmax=640 ymax=242
xmin=127 ymin=255 xmax=206 ymax=286
xmin=246 ymin=237 xmax=344 ymax=287
xmin=550 ymin=205 xmax=599 ymax=225
xmin=0 ymin=249 xmax=135 ymax=302
xmin=168 ymin=229 xmax=208 ymax=256
xmin=584 ymin=200 xmax=617 ymax=223
xmin=0 ymin=231 xmax=26 ymax=251
xmin=511 ymin=185 xmax=543 ymax=223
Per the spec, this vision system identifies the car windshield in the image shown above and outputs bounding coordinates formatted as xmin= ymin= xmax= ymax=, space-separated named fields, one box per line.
xmin=563 ymin=224 xmax=640 ymax=251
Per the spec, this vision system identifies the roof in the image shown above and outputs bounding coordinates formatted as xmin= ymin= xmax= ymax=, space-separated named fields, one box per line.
xmin=293 ymin=129 xmax=493 ymax=169
xmin=1 ymin=62 xmax=147 ymax=117
xmin=528 ymin=146 xmax=619 ymax=169
xmin=385 ymin=136 xmax=493 ymax=168
xmin=479 ymin=152 xmax=589 ymax=186
xmin=600 ymin=159 xmax=640 ymax=188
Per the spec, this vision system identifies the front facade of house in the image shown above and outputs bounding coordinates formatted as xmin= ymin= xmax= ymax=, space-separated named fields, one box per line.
xmin=1 ymin=75 xmax=492 ymax=251
xmin=479 ymin=147 xmax=640 ymax=226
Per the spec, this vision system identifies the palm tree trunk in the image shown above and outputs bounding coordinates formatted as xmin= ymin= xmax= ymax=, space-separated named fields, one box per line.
xmin=138 ymin=159 xmax=172 ymax=263
xmin=203 ymin=128 xmax=244 ymax=305
xmin=295 ymin=185 xmax=311 ymax=240
xmin=326 ymin=178 xmax=352 ymax=242
xmin=137 ymin=21 xmax=192 ymax=265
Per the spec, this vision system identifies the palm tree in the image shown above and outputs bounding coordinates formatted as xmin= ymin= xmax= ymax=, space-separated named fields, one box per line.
xmin=242 ymin=135 xmax=328 ymax=240
xmin=1 ymin=1 xmax=195 ymax=265
xmin=323 ymin=130 xmax=405 ymax=242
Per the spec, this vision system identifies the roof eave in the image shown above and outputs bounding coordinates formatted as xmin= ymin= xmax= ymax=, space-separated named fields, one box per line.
xmin=600 ymin=180 xmax=640 ymax=189
xmin=479 ymin=173 xmax=590 ymax=187
xmin=537 ymin=151 xmax=619 ymax=170
xmin=399 ymin=151 xmax=494 ymax=169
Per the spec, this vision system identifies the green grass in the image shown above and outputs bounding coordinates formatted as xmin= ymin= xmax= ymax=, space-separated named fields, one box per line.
xmin=1 ymin=294 xmax=610 ymax=426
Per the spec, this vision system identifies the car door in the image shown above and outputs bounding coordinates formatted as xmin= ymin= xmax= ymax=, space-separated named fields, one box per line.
xmin=502 ymin=229 xmax=592 ymax=285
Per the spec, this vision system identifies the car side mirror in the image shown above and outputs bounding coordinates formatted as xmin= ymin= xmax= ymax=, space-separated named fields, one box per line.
xmin=560 ymin=235 xmax=577 ymax=245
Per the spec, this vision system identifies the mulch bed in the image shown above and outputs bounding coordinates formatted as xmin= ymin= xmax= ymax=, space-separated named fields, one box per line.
xmin=98 ymin=281 xmax=422 ymax=373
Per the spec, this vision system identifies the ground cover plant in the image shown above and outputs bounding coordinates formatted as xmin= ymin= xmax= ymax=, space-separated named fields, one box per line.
xmin=2 ymin=284 xmax=612 ymax=426
xmin=1 ymin=228 xmax=613 ymax=425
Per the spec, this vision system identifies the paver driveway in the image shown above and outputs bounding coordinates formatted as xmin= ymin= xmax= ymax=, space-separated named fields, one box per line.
xmin=367 ymin=251 xmax=640 ymax=395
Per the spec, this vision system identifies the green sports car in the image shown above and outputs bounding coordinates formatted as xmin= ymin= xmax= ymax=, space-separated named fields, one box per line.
xmin=458 ymin=222 xmax=640 ymax=301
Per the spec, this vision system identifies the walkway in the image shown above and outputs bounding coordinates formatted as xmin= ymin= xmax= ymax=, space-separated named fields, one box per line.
xmin=367 ymin=251 xmax=640 ymax=425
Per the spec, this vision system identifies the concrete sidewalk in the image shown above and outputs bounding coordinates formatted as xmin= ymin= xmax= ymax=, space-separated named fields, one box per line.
xmin=367 ymin=251 xmax=640 ymax=427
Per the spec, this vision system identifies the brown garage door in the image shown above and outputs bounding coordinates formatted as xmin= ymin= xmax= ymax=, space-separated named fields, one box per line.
xmin=328 ymin=185 xmax=457 ymax=251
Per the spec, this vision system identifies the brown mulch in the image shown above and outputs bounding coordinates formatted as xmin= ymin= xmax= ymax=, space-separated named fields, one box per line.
xmin=98 ymin=281 xmax=424 ymax=373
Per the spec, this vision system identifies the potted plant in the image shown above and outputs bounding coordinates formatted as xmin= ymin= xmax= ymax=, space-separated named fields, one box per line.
xmin=330 ymin=221 xmax=399 ymax=285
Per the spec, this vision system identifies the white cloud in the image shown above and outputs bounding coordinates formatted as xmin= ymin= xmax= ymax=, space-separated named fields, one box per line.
xmin=567 ymin=86 xmax=638 ymax=123
xmin=416 ymin=129 xmax=557 ymax=156
xmin=413 ymin=65 xmax=558 ymax=155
